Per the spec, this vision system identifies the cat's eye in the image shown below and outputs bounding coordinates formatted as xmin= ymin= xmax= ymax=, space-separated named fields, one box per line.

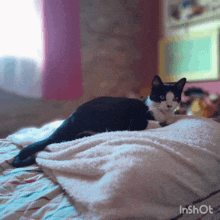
xmin=160 ymin=95 xmax=165 ymax=100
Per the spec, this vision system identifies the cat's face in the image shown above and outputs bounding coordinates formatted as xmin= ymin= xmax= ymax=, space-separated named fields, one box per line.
xmin=150 ymin=76 xmax=186 ymax=112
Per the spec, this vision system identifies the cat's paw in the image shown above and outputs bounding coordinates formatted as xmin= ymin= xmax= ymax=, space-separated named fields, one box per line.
xmin=165 ymin=117 xmax=177 ymax=125
xmin=165 ymin=115 xmax=187 ymax=125
xmin=159 ymin=121 xmax=169 ymax=127
xmin=12 ymin=154 xmax=36 ymax=168
xmin=147 ymin=121 xmax=162 ymax=129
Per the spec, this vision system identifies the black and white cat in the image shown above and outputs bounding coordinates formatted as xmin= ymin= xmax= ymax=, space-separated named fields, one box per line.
xmin=12 ymin=75 xmax=186 ymax=167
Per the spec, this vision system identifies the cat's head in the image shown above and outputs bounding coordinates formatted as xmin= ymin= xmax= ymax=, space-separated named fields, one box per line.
xmin=149 ymin=75 xmax=186 ymax=112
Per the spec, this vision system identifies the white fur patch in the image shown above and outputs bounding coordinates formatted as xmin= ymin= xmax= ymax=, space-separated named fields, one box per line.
xmin=146 ymin=92 xmax=179 ymax=123
xmin=166 ymin=92 xmax=174 ymax=106
xmin=159 ymin=92 xmax=178 ymax=112
xmin=146 ymin=120 xmax=162 ymax=129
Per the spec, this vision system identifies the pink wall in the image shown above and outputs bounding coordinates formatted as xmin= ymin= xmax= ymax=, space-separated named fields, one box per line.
xmin=184 ymin=81 xmax=220 ymax=95
xmin=182 ymin=81 xmax=220 ymax=103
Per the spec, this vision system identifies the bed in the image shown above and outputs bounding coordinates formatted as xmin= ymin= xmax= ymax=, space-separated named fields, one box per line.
xmin=1 ymin=116 xmax=220 ymax=220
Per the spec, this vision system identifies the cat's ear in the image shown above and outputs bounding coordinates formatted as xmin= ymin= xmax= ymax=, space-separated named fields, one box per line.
xmin=152 ymin=75 xmax=164 ymax=87
xmin=175 ymin=78 xmax=186 ymax=91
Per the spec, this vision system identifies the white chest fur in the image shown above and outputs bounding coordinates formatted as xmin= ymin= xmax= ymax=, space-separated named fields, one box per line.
xmin=145 ymin=94 xmax=177 ymax=123
xmin=150 ymin=107 xmax=174 ymax=122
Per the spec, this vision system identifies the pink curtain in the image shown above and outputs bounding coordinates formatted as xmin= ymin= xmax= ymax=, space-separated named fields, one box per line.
xmin=41 ymin=0 xmax=83 ymax=100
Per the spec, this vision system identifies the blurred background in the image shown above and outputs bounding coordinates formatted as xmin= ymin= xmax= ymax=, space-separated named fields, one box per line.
xmin=1 ymin=0 xmax=220 ymax=138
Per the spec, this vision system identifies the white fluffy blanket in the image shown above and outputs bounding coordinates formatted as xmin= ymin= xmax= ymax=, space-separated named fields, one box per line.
xmin=8 ymin=116 xmax=220 ymax=220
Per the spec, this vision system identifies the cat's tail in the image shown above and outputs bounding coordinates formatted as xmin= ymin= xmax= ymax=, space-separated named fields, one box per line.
xmin=12 ymin=133 xmax=96 ymax=168
xmin=12 ymin=154 xmax=36 ymax=167
xmin=12 ymin=138 xmax=53 ymax=167
xmin=12 ymin=131 xmax=96 ymax=168
xmin=11 ymin=112 xmax=92 ymax=168
xmin=12 ymin=115 xmax=76 ymax=168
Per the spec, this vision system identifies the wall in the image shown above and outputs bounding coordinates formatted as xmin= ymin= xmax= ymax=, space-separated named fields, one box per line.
xmin=0 ymin=0 xmax=160 ymax=100
xmin=79 ymin=0 xmax=160 ymax=99
xmin=162 ymin=0 xmax=220 ymax=96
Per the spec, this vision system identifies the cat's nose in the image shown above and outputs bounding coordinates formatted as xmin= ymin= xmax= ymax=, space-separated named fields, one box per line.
xmin=167 ymin=105 xmax=172 ymax=108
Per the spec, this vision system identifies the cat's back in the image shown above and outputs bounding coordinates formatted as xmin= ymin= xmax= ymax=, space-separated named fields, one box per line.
xmin=73 ymin=96 xmax=149 ymax=131
xmin=77 ymin=96 xmax=147 ymax=113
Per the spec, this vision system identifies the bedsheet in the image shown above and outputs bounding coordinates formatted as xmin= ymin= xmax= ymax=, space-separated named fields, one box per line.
xmin=0 ymin=139 xmax=82 ymax=220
